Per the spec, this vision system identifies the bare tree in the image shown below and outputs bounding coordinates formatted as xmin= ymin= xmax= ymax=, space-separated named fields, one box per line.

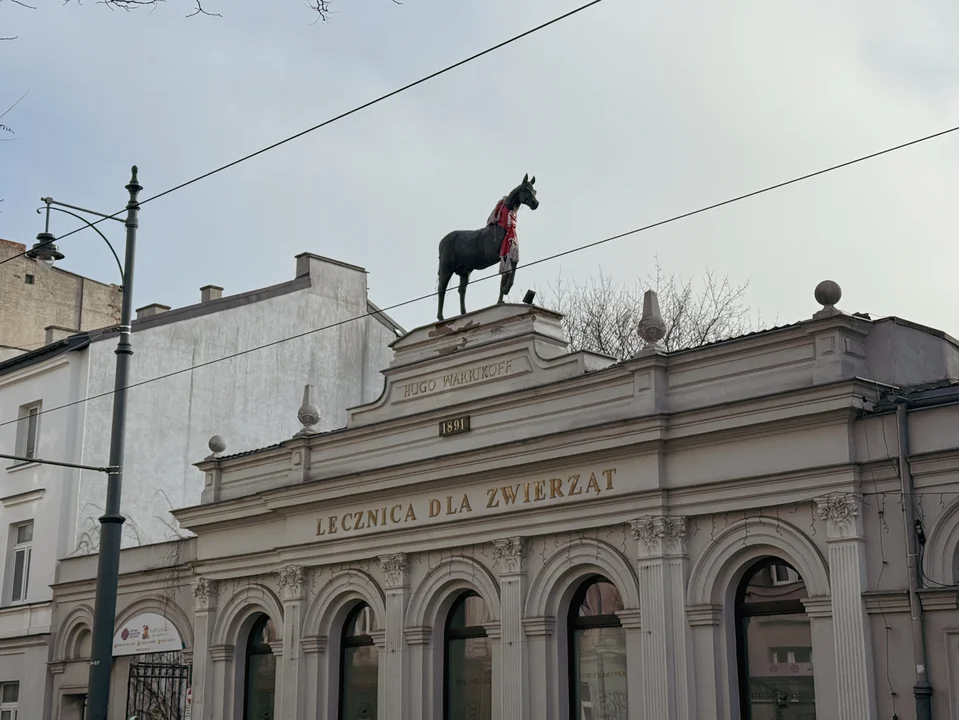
xmin=539 ymin=259 xmax=770 ymax=360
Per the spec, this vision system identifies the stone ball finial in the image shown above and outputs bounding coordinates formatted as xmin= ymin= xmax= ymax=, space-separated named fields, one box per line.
xmin=206 ymin=435 xmax=226 ymax=460
xmin=295 ymin=384 xmax=321 ymax=437
xmin=815 ymin=280 xmax=842 ymax=309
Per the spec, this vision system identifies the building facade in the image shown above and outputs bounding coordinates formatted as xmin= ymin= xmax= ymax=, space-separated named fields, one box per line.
xmin=0 ymin=238 xmax=121 ymax=354
xmin=46 ymin=286 xmax=959 ymax=720
xmin=0 ymin=251 xmax=402 ymax=718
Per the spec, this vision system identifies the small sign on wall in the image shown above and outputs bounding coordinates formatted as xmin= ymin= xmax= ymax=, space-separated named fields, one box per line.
xmin=439 ymin=415 xmax=471 ymax=437
xmin=112 ymin=612 xmax=184 ymax=656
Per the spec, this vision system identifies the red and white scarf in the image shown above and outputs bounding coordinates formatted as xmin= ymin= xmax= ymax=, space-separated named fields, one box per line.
xmin=487 ymin=197 xmax=519 ymax=273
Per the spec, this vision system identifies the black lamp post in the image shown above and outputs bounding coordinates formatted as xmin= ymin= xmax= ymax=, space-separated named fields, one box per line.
xmin=28 ymin=166 xmax=142 ymax=720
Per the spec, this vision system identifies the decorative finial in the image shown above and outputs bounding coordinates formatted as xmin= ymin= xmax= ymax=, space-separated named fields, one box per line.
xmin=295 ymin=384 xmax=321 ymax=437
xmin=635 ymin=289 xmax=667 ymax=356
xmin=813 ymin=280 xmax=842 ymax=319
xmin=206 ymin=434 xmax=226 ymax=460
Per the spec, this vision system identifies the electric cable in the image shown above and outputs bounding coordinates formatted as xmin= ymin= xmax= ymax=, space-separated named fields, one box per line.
xmin=2 ymin=122 xmax=958 ymax=430
xmin=0 ymin=0 xmax=607 ymax=267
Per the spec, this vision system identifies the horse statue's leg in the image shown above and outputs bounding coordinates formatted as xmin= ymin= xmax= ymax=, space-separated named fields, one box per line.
xmin=498 ymin=269 xmax=515 ymax=304
xmin=458 ymin=272 xmax=470 ymax=316
xmin=437 ymin=264 xmax=454 ymax=321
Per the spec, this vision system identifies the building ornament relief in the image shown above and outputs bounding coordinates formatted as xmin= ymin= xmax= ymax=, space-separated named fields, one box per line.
xmin=629 ymin=515 xmax=688 ymax=556
xmin=814 ymin=492 xmax=864 ymax=539
xmin=379 ymin=553 xmax=409 ymax=588
xmin=493 ymin=537 xmax=526 ymax=574
xmin=276 ymin=564 xmax=306 ymax=601
xmin=192 ymin=576 xmax=217 ymax=611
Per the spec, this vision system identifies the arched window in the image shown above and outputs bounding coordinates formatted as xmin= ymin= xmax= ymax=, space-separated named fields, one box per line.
xmin=567 ymin=575 xmax=628 ymax=720
xmin=339 ymin=602 xmax=379 ymax=720
xmin=444 ymin=591 xmax=492 ymax=720
xmin=735 ymin=559 xmax=816 ymax=719
xmin=244 ymin=614 xmax=277 ymax=720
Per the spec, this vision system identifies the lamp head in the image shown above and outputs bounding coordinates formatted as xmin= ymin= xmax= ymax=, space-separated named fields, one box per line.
xmin=26 ymin=232 xmax=65 ymax=268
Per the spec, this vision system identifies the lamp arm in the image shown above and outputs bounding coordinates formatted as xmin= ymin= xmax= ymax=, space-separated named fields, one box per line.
xmin=36 ymin=205 xmax=125 ymax=284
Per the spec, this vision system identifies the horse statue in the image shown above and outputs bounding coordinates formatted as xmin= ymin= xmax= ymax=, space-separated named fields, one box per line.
xmin=436 ymin=174 xmax=539 ymax=321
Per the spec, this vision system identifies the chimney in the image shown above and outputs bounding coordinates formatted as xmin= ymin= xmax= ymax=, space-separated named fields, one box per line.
xmin=200 ymin=285 xmax=223 ymax=303
xmin=44 ymin=325 xmax=75 ymax=345
xmin=136 ymin=303 xmax=171 ymax=319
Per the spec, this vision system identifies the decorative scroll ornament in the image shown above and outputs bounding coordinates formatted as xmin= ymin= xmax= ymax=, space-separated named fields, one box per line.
xmin=379 ymin=553 xmax=409 ymax=588
xmin=629 ymin=515 xmax=688 ymax=556
xmin=276 ymin=564 xmax=306 ymax=601
xmin=192 ymin=576 xmax=217 ymax=611
xmin=493 ymin=537 xmax=527 ymax=574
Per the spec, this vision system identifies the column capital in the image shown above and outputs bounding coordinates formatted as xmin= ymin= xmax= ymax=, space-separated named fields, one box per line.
xmin=802 ymin=595 xmax=833 ymax=619
xmin=522 ymin=616 xmax=555 ymax=637
xmin=276 ymin=564 xmax=306 ymax=602
xmin=192 ymin=576 xmax=217 ymax=612
xmin=629 ymin=515 xmax=688 ymax=557
xmin=404 ymin=626 xmax=432 ymax=646
xmin=379 ymin=553 xmax=409 ymax=589
xmin=493 ymin=537 xmax=526 ymax=575
xmin=267 ymin=640 xmax=284 ymax=658
xmin=686 ymin=603 xmax=722 ymax=627
xmin=370 ymin=629 xmax=387 ymax=649
xmin=209 ymin=644 xmax=235 ymax=662
xmin=615 ymin=608 xmax=643 ymax=630
xmin=181 ymin=649 xmax=194 ymax=665
xmin=814 ymin=492 xmax=864 ymax=540
xmin=301 ymin=636 xmax=328 ymax=654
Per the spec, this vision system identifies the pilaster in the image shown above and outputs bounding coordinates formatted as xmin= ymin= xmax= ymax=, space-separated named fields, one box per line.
xmin=494 ymin=537 xmax=528 ymax=720
xmin=191 ymin=576 xmax=218 ymax=720
xmin=815 ymin=493 xmax=876 ymax=720
xmin=380 ymin=553 xmax=410 ymax=720
xmin=276 ymin=564 xmax=307 ymax=720
xmin=629 ymin=515 xmax=691 ymax=720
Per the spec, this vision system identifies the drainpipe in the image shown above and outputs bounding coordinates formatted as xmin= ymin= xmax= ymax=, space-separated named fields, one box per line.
xmin=896 ymin=399 xmax=933 ymax=719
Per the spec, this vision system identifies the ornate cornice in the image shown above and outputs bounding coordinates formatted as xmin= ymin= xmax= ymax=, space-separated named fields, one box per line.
xmin=493 ymin=537 xmax=526 ymax=574
xmin=629 ymin=515 xmax=688 ymax=557
xmin=379 ymin=553 xmax=409 ymax=589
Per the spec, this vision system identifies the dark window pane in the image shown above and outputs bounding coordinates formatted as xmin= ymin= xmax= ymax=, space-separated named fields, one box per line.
xmin=341 ymin=644 xmax=379 ymax=720
xmin=345 ymin=604 xmax=374 ymax=639
xmin=17 ymin=523 xmax=32 ymax=545
xmin=448 ymin=594 xmax=489 ymax=631
xmin=1 ymin=682 xmax=18 ymax=703
xmin=245 ymin=652 xmax=275 ymax=720
xmin=737 ymin=561 xmax=816 ymax=719
xmin=571 ymin=626 xmax=628 ymax=720
xmin=576 ymin=579 xmax=624 ymax=618
xmin=11 ymin=551 xmax=25 ymax=602
xmin=446 ymin=636 xmax=492 ymax=720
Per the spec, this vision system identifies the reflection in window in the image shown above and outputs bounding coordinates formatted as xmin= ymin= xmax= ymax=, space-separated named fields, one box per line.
xmin=444 ymin=591 xmax=492 ymax=720
xmin=568 ymin=576 xmax=628 ymax=720
xmin=735 ymin=560 xmax=816 ymax=719
xmin=244 ymin=614 xmax=277 ymax=720
xmin=340 ymin=603 xmax=378 ymax=720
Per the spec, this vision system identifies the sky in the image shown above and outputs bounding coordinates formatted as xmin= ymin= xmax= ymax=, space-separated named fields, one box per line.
xmin=2 ymin=0 xmax=959 ymax=348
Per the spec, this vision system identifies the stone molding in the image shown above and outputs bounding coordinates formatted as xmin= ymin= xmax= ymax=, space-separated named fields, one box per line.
xmin=192 ymin=576 xmax=217 ymax=612
xmin=521 ymin=616 xmax=555 ymax=637
xmin=301 ymin=636 xmax=328 ymax=655
xmin=370 ymin=629 xmax=388 ymax=648
xmin=276 ymin=564 xmax=306 ymax=602
xmin=801 ymin=595 xmax=834 ymax=619
xmin=615 ymin=609 xmax=643 ymax=630
xmin=404 ymin=626 xmax=432 ymax=646
xmin=483 ymin=621 xmax=502 ymax=640
xmin=814 ymin=492 xmax=864 ymax=540
xmin=379 ymin=553 xmax=409 ymax=589
xmin=629 ymin=515 xmax=688 ymax=557
xmin=685 ymin=604 xmax=722 ymax=627
xmin=209 ymin=644 xmax=235 ymax=662
xmin=493 ymin=537 xmax=526 ymax=574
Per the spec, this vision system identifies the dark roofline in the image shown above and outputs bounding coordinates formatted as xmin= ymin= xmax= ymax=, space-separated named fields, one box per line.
xmin=0 ymin=332 xmax=92 ymax=376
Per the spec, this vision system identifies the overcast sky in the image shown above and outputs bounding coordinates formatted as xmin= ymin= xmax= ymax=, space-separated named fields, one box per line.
xmin=3 ymin=0 xmax=958 ymax=349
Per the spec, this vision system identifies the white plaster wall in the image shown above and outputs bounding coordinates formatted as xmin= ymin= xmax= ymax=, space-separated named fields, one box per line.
xmin=0 ymin=353 xmax=88 ymax=603
xmin=0 ymin=642 xmax=52 ymax=718
xmin=75 ymin=272 xmax=397 ymax=550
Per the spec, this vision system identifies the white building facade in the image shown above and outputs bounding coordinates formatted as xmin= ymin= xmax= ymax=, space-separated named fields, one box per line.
xmin=44 ymin=287 xmax=959 ymax=720
xmin=0 ymin=251 xmax=402 ymax=718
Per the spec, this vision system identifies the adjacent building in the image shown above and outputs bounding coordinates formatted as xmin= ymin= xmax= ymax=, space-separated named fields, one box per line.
xmin=0 ymin=251 xmax=403 ymax=718
xmin=44 ymin=282 xmax=959 ymax=720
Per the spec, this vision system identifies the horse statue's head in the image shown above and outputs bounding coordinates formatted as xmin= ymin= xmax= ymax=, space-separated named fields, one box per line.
xmin=513 ymin=173 xmax=539 ymax=211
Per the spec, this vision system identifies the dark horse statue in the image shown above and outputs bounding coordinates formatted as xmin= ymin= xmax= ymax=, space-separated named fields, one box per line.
xmin=436 ymin=174 xmax=539 ymax=321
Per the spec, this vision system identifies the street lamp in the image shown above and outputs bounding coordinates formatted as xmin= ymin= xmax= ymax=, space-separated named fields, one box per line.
xmin=29 ymin=166 xmax=142 ymax=720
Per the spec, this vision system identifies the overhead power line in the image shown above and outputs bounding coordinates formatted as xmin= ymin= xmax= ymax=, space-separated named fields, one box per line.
xmin=0 ymin=0 xmax=607 ymax=267
xmin=2 ymin=122 xmax=957 ymax=432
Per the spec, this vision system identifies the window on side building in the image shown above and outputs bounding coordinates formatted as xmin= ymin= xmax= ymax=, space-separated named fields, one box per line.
xmin=444 ymin=591 xmax=492 ymax=720
xmin=568 ymin=575 xmax=628 ymax=720
xmin=13 ymin=403 xmax=41 ymax=464
xmin=0 ymin=681 xmax=18 ymax=720
xmin=243 ymin=614 xmax=277 ymax=720
xmin=735 ymin=559 xmax=816 ymax=718
xmin=339 ymin=602 xmax=378 ymax=720
xmin=9 ymin=522 xmax=33 ymax=604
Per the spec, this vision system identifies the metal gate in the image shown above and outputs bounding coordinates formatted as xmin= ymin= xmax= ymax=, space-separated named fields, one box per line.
xmin=125 ymin=651 xmax=191 ymax=720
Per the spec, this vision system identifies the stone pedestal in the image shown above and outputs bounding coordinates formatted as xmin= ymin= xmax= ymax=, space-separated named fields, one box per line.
xmin=815 ymin=493 xmax=877 ymax=720
xmin=494 ymin=537 xmax=528 ymax=720
xmin=380 ymin=553 xmax=410 ymax=720
xmin=629 ymin=515 xmax=691 ymax=720
xmin=277 ymin=564 xmax=306 ymax=720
